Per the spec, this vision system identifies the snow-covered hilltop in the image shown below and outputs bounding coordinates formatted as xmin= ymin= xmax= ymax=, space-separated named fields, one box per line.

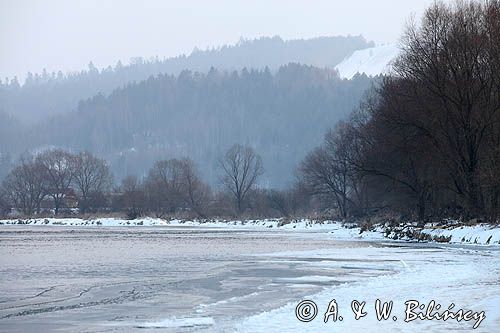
xmin=335 ymin=44 xmax=399 ymax=79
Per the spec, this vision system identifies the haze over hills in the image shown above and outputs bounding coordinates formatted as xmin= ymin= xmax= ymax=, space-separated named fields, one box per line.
xmin=34 ymin=65 xmax=376 ymax=187
xmin=0 ymin=35 xmax=389 ymax=187
xmin=0 ymin=35 xmax=373 ymax=124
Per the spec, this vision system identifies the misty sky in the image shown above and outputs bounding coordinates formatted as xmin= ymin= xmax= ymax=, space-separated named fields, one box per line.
xmin=1 ymin=0 xmax=445 ymax=81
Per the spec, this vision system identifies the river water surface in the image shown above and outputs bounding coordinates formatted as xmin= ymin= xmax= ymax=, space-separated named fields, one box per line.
xmin=0 ymin=226 xmax=498 ymax=332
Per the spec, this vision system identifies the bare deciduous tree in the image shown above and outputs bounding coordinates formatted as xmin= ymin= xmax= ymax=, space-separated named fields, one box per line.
xmin=144 ymin=158 xmax=211 ymax=218
xmin=178 ymin=158 xmax=211 ymax=218
xmin=219 ymin=144 xmax=264 ymax=214
xmin=72 ymin=151 xmax=113 ymax=214
xmin=299 ymin=122 xmax=359 ymax=218
xmin=329 ymin=0 xmax=500 ymax=221
xmin=2 ymin=157 xmax=46 ymax=216
xmin=267 ymin=189 xmax=291 ymax=217
xmin=264 ymin=188 xmax=303 ymax=218
xmin=391 ymin=0 xmax=500 ymax=216
xmin=144 ymin=159 xmax=184 ymax=217
xmin=120 ymin=175 xmax=146 ymax=219
xmin=0 ymin=188 xmax=10 ymax=217
xmin=37 ymin=149 xmax=75 ymax=215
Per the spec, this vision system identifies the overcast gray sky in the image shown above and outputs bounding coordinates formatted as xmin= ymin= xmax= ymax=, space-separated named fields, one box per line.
xmin=1 ymin=0 xmax=443 ymax=81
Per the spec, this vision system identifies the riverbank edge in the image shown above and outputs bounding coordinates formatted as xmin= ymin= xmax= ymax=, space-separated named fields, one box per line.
xmin=1 ymin=217 xmax=499 ymax=246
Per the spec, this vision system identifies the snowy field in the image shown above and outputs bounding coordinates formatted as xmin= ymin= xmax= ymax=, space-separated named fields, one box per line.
xmin=0 ymin=221 xmax=499 ymax=332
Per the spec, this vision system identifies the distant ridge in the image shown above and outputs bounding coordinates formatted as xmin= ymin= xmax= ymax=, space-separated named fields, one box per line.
xmin=0 ymin=35 xmax=373 ymax=124
xmin=0 ymin=36 xmax=378 ymax=185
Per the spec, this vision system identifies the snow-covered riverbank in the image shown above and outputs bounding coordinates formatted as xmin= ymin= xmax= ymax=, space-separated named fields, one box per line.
xmin=235 ymin=245 xmax=500 ymax=333
xmin=1 ymin=217 xmax=499 ymax=246
xmin=1 ymin=221 xmax=499 ymax=332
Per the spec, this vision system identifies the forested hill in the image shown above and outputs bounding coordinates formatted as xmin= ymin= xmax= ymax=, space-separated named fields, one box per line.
xmin=27 ymin=65 xmax=375 ymax=187
xmin=0 ymin=35 xmax=373 ymax=124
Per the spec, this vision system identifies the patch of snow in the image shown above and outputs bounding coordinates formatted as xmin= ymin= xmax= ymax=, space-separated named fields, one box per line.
xmin=235 ymin=246 xmax=500 ymax=332
xmin=0 ymin=217 xmax=169 ymax=227
xmin=278 ymin=275 xmax=339 ymax=283
xmin=196 ymin=292 xmax=263 ymax=312
xmin=135 ymin=316 xmax=214 ymax=328
xmin=421 ymin=224 xmax=500 ymax=245
xmin=335 ymin=44 xmax=399 ymax=79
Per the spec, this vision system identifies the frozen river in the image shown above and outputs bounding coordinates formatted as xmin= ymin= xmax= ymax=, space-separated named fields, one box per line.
xmin=0 ymin=226 xmax=499 ymax=332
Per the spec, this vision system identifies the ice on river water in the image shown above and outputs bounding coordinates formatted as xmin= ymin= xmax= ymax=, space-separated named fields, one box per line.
xmin=0 ymin=226 xmax=498 ymax=332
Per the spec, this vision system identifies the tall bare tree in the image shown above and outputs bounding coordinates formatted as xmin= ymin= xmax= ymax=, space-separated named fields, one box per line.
xmin=178 ymin=158 xmax=211 ymax=218
xmin=391 ymin=0 xmax=500 ymax=216
xmin=333 ymin=0 xmax=500 ymax=220
xmin=72 ymin=151 xmax=113 ymax=213
xmin=299 ymin=123 xmax=355 ymax=219
xmin=144 ymin=159 xmax=185 ymax=217
xmin=350 ymin=81 xmax=441 ymax=220
xmin=144 ymin=158 xmax=211 ymax=218
xmin=0 ymin=188 xmax=10 ymax=217
xmin=37 ymin=149 xmax=75 ymax=215
xmin=120 ymin=175 xmax=146 ymax=219
xmin=2 ymin=157 xmax=46 ymax=216
xmin=219 ymin=144 xmax=264 ymax=214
